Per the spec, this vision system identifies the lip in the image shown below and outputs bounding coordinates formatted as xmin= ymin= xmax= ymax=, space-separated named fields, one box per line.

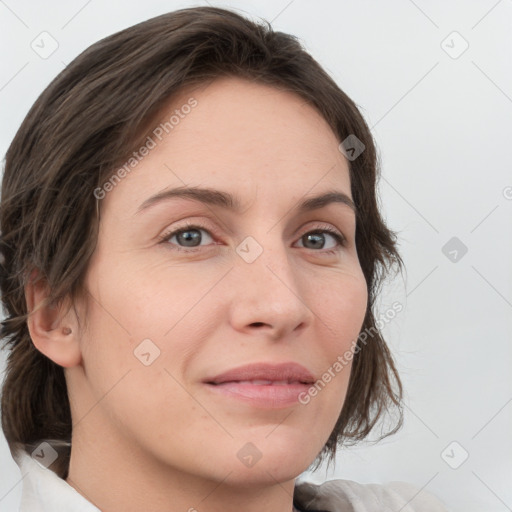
xmin=203 ymin=362 xmax=316 ymax=409
xmin=204 ymin=362 xmax=316 ymax=385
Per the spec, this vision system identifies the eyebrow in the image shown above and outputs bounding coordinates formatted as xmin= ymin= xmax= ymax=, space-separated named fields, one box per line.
xmin=135 ymin=186 xmax=356 ymax=216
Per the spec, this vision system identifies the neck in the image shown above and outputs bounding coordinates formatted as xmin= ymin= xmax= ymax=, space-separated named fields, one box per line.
xmin=66 ymin=420 xmax=299 ymax=512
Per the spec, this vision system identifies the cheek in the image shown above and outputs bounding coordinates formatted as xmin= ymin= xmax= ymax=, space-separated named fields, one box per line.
xmin=79 ymin=257 xmax=218 ymax=399
xmin=313 ymin=271 xmax=367 ymax=398
xmin=84 ymin=253 xmax=204 ymax=344
xmin=289 ymin=261 xmax=362 ymax=343
xmin=77 ymin=290 xmax=197 ymax=438
xmin=318 ymin=269 xmax=368 ymax=342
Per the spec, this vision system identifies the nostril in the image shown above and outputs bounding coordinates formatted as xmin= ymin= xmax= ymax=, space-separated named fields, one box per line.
xmin=250 ymin=322 xmax=266 ymax=327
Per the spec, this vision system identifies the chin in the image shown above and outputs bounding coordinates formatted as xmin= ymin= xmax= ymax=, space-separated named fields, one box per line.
xmin=222 ymin=436 xmax=319 ymax=485
xmin=221 ymin=457 xmax=310 ymax=488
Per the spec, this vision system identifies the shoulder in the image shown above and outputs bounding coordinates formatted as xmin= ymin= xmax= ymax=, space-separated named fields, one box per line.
xmin=294 ymin=478 xmax=450 ymax=512
xmin=13 ymin=448 xmax=101 ymax=512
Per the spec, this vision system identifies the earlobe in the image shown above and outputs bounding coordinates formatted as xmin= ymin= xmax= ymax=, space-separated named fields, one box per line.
xmin=25 ymin=269 xmax=82 ymax=368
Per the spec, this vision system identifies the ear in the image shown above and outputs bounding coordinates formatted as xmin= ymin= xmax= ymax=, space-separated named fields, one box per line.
xmin=25 ymin=269 xmax=82 ymax=368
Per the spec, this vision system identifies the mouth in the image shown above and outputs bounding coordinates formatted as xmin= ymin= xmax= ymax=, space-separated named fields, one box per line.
xmin=203 ymin=361 xmax=316 ymax=385
xmin=203 ymin=362 xmax=316 ymax=408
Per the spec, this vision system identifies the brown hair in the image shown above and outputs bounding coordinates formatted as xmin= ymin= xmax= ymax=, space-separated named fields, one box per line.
xmin=0 ymin=6 xmax=403 ymax=478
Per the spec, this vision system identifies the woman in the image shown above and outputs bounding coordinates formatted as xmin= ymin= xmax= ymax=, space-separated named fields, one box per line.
xmin=0 ymin=6 xmax=449 ymax=511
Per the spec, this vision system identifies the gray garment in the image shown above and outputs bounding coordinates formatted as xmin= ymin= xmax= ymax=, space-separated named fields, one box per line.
xmin=13 ymin=449 xmax=449 ymax=511
xmin=294 ymin=479 xmax=450 ymax=511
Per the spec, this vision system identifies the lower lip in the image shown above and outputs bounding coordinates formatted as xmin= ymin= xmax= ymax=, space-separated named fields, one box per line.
xmin=204 ymin=382 xmax=311 ymax=408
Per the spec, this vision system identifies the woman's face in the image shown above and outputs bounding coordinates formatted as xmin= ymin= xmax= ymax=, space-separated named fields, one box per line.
xmin=68 ymin=77 xmax=368 ymax=485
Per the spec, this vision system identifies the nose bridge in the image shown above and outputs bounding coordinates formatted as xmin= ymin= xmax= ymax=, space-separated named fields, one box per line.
xmin=237 ymin=229 xmax=294 ymax=291
xmin=229 ymin=228 xmax=312 ymax=336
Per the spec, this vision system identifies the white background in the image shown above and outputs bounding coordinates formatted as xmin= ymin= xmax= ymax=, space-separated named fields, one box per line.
xmin=0 ymin=1 xmax=511 ymax=511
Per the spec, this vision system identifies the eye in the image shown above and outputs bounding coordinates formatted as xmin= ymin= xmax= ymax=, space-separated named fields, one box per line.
xmin=157 ymin=222 xmax=346 ymax=254
xmin=157 ymin=223 xmax=215 ymax=252
xmin=295 ymin=226 xmax=346 ymax=253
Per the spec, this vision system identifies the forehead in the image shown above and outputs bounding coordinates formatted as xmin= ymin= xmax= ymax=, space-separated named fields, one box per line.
xmin=99 ymin=76 xmax=351 ymax=217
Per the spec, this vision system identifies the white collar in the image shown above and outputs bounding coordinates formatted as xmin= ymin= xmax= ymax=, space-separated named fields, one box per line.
xmin=14 ymin=449 xmax=101 ymax=512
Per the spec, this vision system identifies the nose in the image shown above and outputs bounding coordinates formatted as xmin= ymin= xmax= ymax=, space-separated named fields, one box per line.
xmin=228 ymin=237 xmax=314 ymax=340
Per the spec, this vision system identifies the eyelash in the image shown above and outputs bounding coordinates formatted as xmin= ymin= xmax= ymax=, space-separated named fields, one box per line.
xmin=157 ymin=222 xmax=346 ymax=255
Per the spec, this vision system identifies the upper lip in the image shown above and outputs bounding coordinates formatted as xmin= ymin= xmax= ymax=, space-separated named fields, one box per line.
xmin=204 ymin=362 xmax=316 ymax=385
